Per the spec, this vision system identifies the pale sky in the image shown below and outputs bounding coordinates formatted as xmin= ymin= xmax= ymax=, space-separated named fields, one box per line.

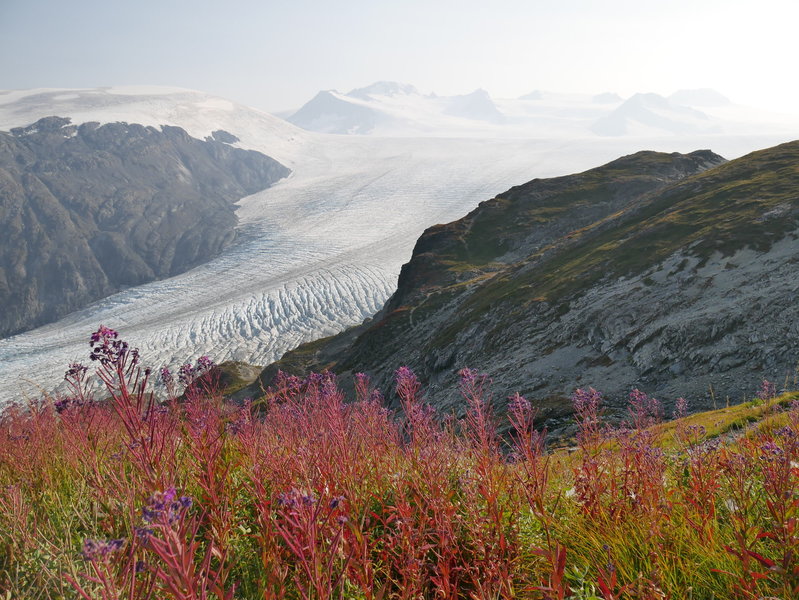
xmin=2 ymin=0 xmax=797 ymax=114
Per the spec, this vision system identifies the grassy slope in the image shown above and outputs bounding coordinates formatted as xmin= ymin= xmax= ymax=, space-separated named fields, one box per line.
xmin=4 ymin=356 xmax=799 ymax=599
xmin=446 ymin=141 xmax=799 ymax=341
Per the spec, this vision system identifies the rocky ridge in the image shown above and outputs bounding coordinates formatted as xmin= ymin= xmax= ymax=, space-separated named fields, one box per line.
xmin=239 ymin=142 xmax=799 ymax=432
xmin=0 ymin=116 xmax=289 ymax=337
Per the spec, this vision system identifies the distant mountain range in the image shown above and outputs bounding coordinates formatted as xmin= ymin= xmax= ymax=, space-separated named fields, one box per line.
xmin=287 ymin=82 xmax=507 ymax=135
xmin=239 ymin=142 xmax=799 ymax=432
xmin=286 ymin=81 xmax=794 ymax=138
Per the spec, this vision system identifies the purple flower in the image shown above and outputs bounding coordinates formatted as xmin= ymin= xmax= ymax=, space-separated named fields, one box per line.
xmin=272 ymin=370 xmax=303 ymax=400
xmin=394 ymin=366 xmax=421 ymax=403
xmin=178 ymin=363 xmax=195 ymax=386
xmin=673 ymin=397 xmax=688 ymax=420
xmin=760 ymin=441 xmax=784 ymax=459
xmin=458 ymin=367 xmax=478 ymax=384
xmin=90 ymin=325 xmax=118 ymax=345
xmin=354 ymin=372 xmax=371 ymax=400
xmin=81 ymin=538 xmax=125 ymax=562
xmin=572 ymin=387 xmax=601 ymax=415
xmin=88 ymin=325 xmax=137 ymax=367
xmin=276 ymin=488 xmax=317 ymax=510
xmin=159 ymin=367 xmax=174 ymax=386
xmin=196 ymin=355 xmax=214 ymax=372
xmin=64 ymin=362 xmax=88 ymax=380
xmin=54 ymin=398 xmax=73 ymax=414
xmin=627 ymin=389 xmax=661 ymax=429
xmin=758 ymin=379 xmax=777 ymax=401
xmin=141 ymin=488 xmax=191 ymax=525
xmin=508 ymin=392 xmax=531 ymax=417
xmin=176 ymin=356 xmax=217 ymax=387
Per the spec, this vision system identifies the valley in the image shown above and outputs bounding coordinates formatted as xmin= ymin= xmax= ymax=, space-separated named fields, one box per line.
xmin=0 ymin=87 xmax=798 ymax=404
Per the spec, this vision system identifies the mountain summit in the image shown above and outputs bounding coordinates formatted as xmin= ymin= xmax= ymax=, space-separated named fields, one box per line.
xmin=592 ymin=93 xmax=720 ymax=136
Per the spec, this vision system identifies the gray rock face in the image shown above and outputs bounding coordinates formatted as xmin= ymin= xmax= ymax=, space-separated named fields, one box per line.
xmin=243 ymin=142 xmax=799 ymax=431
xmin=0 ymin=116 xmax=290 ymax=337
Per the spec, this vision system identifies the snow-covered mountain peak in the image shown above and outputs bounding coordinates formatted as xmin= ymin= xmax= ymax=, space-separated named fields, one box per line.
xmin=592 ymin=92 xmax=718 ymax=137
xmin=347 ymin=81 xmax=419 ymax=100
xmin=444 ymin=88 xmax=504 ymax=123
xmin=0 ymin=86 xmax=310 ymax=166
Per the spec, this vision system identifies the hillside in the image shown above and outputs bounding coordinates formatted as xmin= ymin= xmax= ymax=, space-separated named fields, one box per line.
xmin=0 ymin=116 xmax=289 ymax=336
xmin=240 ymin=142 xmax=799 ymax=430
xmin=5 ymin=321 xmax=799 ymax=599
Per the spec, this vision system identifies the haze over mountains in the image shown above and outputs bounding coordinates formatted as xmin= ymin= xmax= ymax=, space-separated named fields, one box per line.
xmin=1 ymin=84 xmax=798 ymax=404
xmin=287 ymin=81 xmax=795 ymax=138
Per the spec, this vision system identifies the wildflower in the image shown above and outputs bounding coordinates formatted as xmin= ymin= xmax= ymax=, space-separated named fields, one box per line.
xmin=758 ymin=379 xmax=777 ymax=401
xmin=564 ymin=488 xmax=576 ymax=498
xmin=90 ymin=325 xmax=118 ymax=345
xmin=687 ymin=425 xmax=707 ymax=438
xmin=508 ymin=392 xmax=531 ymax=416
xmin=159 ymin=367 xmax=173 ymax=386
xmin=571 ymin=387 xmax=601 ymax=415
xmin=760 ymin=442 xmax=784 ymax=460
xmin=178 ymin=363 xmax=195 ymax=386
xmin=141 ymin=488 xmax=192 ymax=525
xmin=395 ymin=366 xmax=421 ymax=403
xmin=54 ymin=398 xmax=74 ymax=413
xmin=64 ymin=362 xmax=88 ymax=380
xmin=369 ymin=388 xmax=385 ymax=404
xmin=628 ymin=388 xmax=662 ymax=429
xmin=272 ymin=370 xmax=303 ymax=400
xmin=673 ymin=397 xmax=688 ymax=420
xmin=354 ymin=372 xmax=371 ymax=400
xmin=89 ymin=325 xmax=135 ymax=367
xmin=81 ymin=538 xmax=125 ymax=562
xmin=276 ymin=488 xmax=317 ymax=509
xmin=320 ymin=376 xmax=340 ymax=401
xmin=458 ymin=367 xmax=477 ymax=384
xmin=196 ymin=355 xmax=214 ymax=374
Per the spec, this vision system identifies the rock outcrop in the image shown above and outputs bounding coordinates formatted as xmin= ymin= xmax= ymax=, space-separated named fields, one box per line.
xmin=0 ymin=116 xmax=290 ymax=337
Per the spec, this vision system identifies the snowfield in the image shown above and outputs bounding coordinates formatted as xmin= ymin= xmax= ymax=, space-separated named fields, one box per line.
xmin=1 ymin=87 xmax=798 ymax=402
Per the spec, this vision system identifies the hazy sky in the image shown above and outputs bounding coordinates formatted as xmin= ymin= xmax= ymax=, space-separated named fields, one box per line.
xmin=2 ymin=0 xmax=797 ymax=113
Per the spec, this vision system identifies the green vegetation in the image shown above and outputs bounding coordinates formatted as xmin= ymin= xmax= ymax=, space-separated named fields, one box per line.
xmin=427 ymin=143 xmax=799 ymax=351
xmin=2 ymin=328 xmax=799 ymax=599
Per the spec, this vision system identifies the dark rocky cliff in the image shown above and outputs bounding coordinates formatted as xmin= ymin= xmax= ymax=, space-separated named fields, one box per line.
xmin=0 ymin=116 xmax=290 ymax=337
xmin=239 ymin=143 xmax=799 ymax=431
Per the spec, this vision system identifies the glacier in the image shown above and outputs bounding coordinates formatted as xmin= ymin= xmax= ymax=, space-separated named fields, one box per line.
xmin=1 ymin=86 xmax=798 ymax=403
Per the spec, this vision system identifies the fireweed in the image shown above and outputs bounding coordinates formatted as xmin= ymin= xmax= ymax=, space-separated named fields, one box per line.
xmin=1 ymin=326 xmax=798 ymax=599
